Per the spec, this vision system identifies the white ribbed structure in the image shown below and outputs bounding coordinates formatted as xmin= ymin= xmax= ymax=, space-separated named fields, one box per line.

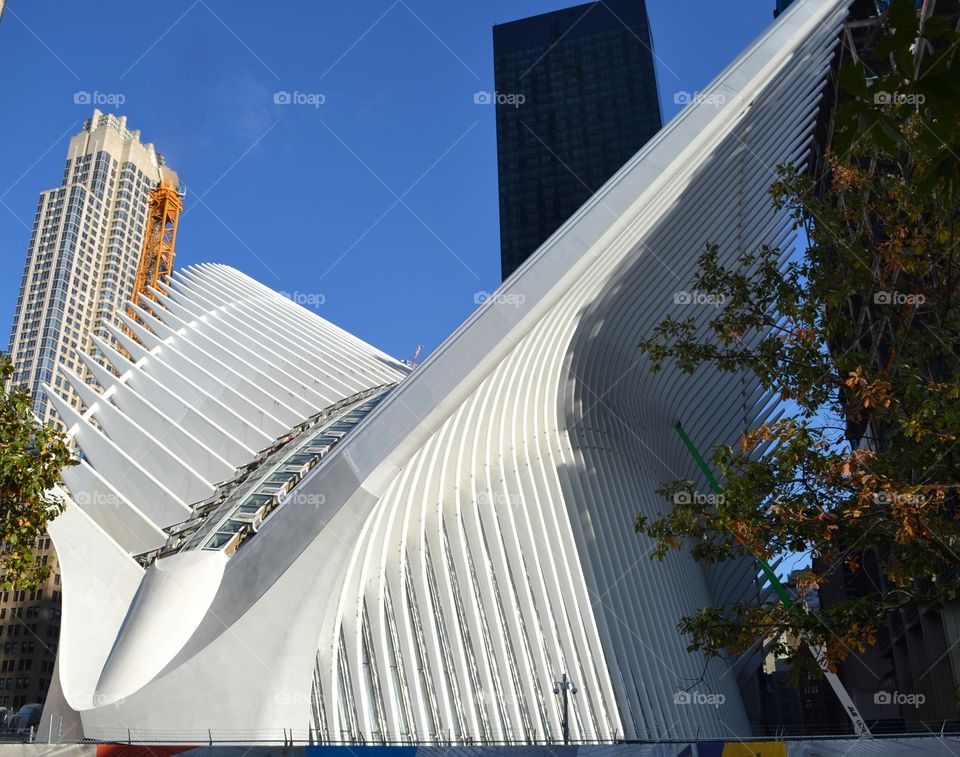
xmin=48 ymin=265 xmax=407 ymax=555
xmin=44 ymin=0 xmax=849 ymax=743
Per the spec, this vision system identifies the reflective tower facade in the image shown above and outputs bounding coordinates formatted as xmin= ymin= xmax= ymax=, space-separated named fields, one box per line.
xmin=493 ymin=0 xmax=662 ymax=280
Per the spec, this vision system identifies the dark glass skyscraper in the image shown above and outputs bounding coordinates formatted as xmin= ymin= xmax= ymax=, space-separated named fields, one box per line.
xmin=773 ymin=0 xmax=795 ymax=17
xmin=492 ymin=0 xmax=662 ymax=280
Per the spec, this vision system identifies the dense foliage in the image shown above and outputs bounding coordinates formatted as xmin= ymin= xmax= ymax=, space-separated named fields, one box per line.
xmin=636 ymin=0 xmax=960 ymax=675
xmin=0 ymin=354 xmax=72 ymax=589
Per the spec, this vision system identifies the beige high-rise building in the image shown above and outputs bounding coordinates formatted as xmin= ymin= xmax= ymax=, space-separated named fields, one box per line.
xmin=7 ymin=110 xmax=178 ymax=428
xmin=2 ymin=111 xmax=178 ymax=712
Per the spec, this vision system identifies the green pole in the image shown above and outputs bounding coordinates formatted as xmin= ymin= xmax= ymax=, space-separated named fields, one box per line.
xmin=674 ymin=421 xmax=794 ymax=608
xmin=673 ymin=422 xmax=871 ymax=736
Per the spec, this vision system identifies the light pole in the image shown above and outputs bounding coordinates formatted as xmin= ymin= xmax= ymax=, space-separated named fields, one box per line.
xmin=552 ymin=673 xmax=577 ymax=744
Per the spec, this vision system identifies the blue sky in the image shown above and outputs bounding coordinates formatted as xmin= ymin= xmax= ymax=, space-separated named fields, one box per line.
xmin=0 ymin=0 xmax=774 ymax=361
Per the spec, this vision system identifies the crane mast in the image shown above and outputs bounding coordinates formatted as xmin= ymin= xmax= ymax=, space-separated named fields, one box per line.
xmin=125 ymin=175 xmax=182 ymax=334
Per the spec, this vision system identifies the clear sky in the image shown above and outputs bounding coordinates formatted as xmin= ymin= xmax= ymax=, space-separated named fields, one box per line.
xmin=0 ymin=0 xmax=774 ymax=361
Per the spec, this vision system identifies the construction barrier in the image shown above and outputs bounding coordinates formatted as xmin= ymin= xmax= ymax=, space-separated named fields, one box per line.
xmin=0 ymin=739 xmax=956 ymax=757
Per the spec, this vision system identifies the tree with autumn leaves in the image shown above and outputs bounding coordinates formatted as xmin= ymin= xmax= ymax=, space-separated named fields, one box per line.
xmin=636 ymin=0 xmax=960 ymax=681
xmin=0 ymin=354 xmax=72 ymax=589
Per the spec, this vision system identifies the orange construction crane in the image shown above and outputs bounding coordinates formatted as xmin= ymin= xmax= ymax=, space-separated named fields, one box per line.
xmin=407 ymin=344 xmax=424 ymax=367
xmin=125 ymin=177 xmax=182 ymax=334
